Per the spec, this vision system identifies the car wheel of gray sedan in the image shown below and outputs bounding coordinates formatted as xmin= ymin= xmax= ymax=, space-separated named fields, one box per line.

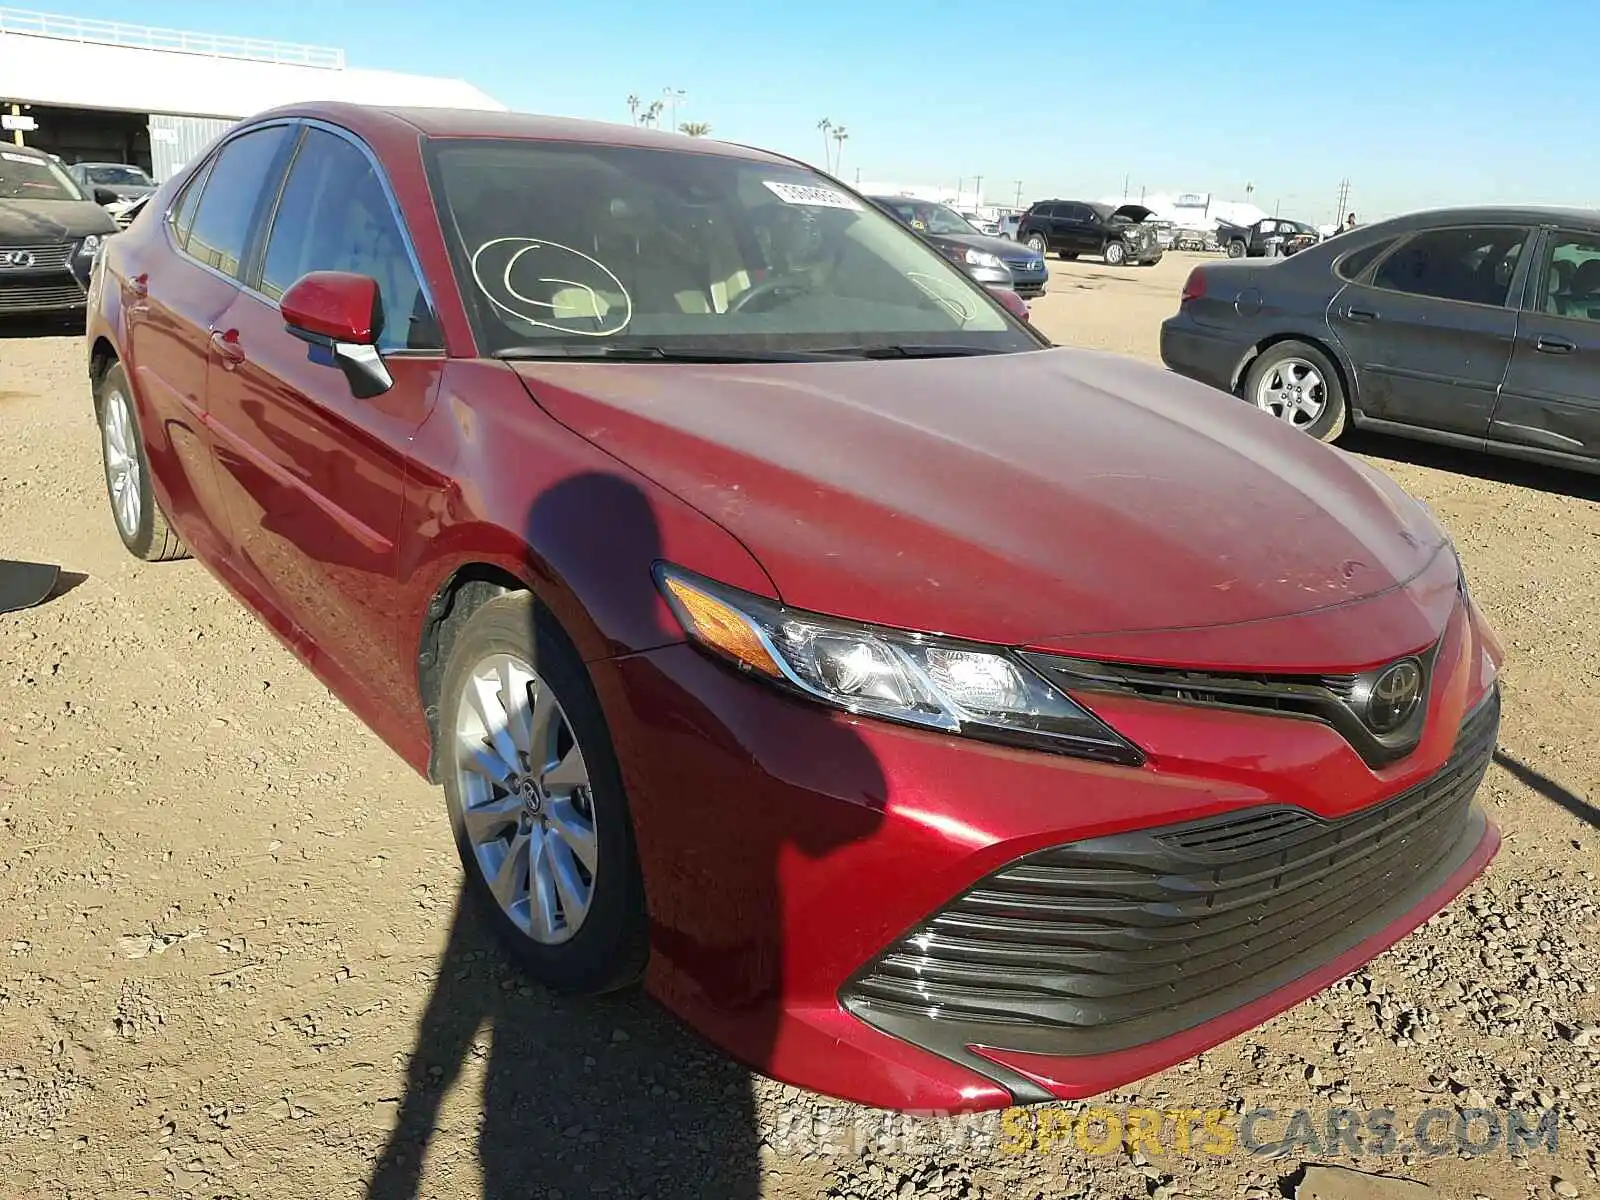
xmin=1244 ymin=340 xmax=1348 ymax=442
xmin=1104 ymin=240 xmax=1126 ymax=266
xmin=95 ymin=362 xmax=188 ymax=562
xmin=1025 ymin=233 xmax=1048 ymax=256
xmin=440 ymin=591 xmax=648 ymax=995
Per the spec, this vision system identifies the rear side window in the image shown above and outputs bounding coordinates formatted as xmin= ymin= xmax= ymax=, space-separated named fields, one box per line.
xmin=185 ymin=125 xmax=294 ymax=279
xmin=257 ymin=128 xmax=440 ymax=351
xmin=1371 ymin=226 xmax=1530 ymax=307
xmin=168 ymin=156 xmax=215 ymax=251
xmin=1334 ymin=238 xmax=1395 ymax=281
xmin=1031 ymin=204 xmax=1056 ymax=219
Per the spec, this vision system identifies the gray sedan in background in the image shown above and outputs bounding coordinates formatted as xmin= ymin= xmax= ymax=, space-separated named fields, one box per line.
xmin=1160 ymin=206 xmax=1600 ymax=475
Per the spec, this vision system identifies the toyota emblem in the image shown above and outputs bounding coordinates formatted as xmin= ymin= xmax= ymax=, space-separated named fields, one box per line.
xmin=0 ymin=249 xmax=36 ymax=269
xmin=1366 ymin=659 xmax=1423 ymax=735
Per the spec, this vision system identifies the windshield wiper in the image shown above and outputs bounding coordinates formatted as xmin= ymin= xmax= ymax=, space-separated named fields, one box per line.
xmin=814 ymin=344 xmax=1003 ymax=359
xmin=493 ymin=344 xmax=850 ymax=364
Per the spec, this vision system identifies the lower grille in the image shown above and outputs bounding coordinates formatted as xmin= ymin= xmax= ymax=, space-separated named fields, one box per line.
xmin=844 ymin=687 xmax=1498 ymax=1061
xmin=0 ymin=279 xmax=87 ymax=312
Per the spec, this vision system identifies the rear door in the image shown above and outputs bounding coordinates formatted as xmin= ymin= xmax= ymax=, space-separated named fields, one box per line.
xmin=1327 ymin=224 xmax=1532 ymax=438
xmin=1492 ymin=227 xmax=1600 ymax=464
xmin=122 ymin=124 xmax=297 ymax=561
xmin=204 ymin=123 xmax=445 ymax=700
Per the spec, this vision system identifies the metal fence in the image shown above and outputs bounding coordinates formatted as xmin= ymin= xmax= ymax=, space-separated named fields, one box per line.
xmin=0 ymin=7 xmax=344 ymax=68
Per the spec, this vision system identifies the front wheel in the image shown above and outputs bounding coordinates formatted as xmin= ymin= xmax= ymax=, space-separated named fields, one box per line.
xmin=1243 ymin=340 xmax=1348 ymax=443
xmin=1024 ymin=232 xmax=1048 ymax=256
xmin=95 ymin=363 xmax=187 ymax=562
xmin=1104 ymin=240 xmax=1127 ymax=266
xmin=439 ymin=591 xmax=648 ymax=995
xmin=1227 ymin=240 xmax=1247 ymax=259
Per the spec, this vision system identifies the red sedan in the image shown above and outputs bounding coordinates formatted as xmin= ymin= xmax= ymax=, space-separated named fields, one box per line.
xmin=85 ymin=103 xmax=1502 ymax=1113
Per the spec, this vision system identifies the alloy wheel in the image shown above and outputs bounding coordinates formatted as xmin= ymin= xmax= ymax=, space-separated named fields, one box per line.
xmin=102 ymin=388 xmax=142 ymax=537
xmin=453 ymin=652 xmax=598 ymax=944
xmin=1255 ymin=358 xmax=1327 ymax=428
xmin=1026 ymin=234 xmax=1047 ymax=255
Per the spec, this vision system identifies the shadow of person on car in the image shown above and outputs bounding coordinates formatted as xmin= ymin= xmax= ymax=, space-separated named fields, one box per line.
xmin=367 ymin=470 xmax=888 ymax=1200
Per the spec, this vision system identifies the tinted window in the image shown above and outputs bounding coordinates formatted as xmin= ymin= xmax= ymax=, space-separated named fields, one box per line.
xmin=1031 ymin=204 xmax=1056 ymax=219
xmin=169 ymin=157 xmax=215 ymax=250
xmin=259 ymin=128 xmax=439 ymax=351
xmin=428 ymin=138 xmax=1035 ymax=357
xmin=1542 ymin=231 xmax=1600 ymax=321
xmin=1372 ymin=226 xmax=1529 ymax=307
xmin=1335 ymin=238 xmax=1395 ymax=281
xmin=186 ymin=125 xmax=293 ymax=279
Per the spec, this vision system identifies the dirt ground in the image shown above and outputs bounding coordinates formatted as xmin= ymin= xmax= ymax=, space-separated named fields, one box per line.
xmin=2 ymin=252 xmax=1598 ymax=1200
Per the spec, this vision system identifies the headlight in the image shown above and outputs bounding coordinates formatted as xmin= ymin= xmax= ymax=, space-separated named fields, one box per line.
xmin=77 ymin=235 xmax=101 ymax=258
xmin=963 ymin=248 xmax=1004 ymax=270
xmin=655 ymin=565 xmax=1143 ymax=764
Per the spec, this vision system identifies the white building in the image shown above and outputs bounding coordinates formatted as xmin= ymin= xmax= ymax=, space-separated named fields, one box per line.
xmin=0 ymin=6 xmax=505 ymax=179
xmin=1098 ymin=191 xmax=1271 ymax=231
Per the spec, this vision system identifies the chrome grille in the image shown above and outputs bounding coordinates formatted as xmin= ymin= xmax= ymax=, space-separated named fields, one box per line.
xmin=0 ymin=241 xmax=74 ymax=270
xmin=0 ymin=280 xmax=87 ymax=311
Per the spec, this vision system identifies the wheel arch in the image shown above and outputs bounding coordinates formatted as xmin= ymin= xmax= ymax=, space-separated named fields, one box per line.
xmin=1232 ymin=331 xmax=1356 ymax=407
xmin=89 ymin=336 xmax=119 ymax=407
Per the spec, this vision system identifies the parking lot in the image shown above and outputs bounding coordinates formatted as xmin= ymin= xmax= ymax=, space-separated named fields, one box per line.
xmin=2 ymin=252 xmax=1598 ymax=1199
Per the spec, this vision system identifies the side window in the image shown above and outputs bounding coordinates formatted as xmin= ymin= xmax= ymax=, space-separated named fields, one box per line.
xmin=1539 ymin=232 xmax=1600 ymax=321
xmin=1335 ymin=238 xmax=1396 ymax=281
xmin=186 ymin=125 xmax=294 ymax=279
xmin=1032 ymin=204 xmax=1057 ymax=220
xmin=258 ymin=128 xmax=441 ymax=352
xmin=1371 ymin=226 xmax=1530 ymax=307
xmin=168 ymin=156 xmax=216 ymax=251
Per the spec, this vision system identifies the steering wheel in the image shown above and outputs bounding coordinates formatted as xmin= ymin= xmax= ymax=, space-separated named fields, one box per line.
xmin=730 ymin=273 xmax=815 ymax=314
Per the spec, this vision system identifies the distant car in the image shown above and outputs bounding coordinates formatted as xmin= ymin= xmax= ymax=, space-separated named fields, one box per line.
xmin=1161 ymin=206 xmax=1600 ymax=473
xmin=870 ymin=196 xmax=1048 ymax=298
xmin=1216 ymin=218 xmax=1320 ymax=260
xmin=963 ymin=212 xmax=1001 ymax=236
xmin=0 ymin=143 xmax=117 ymax=315
xmin=1016 ymin=201 xmax=1163 ymax=266
xmin=68 ymin=162 xmax=157 ymax=205
xmin=997 ymin=213 xmax=1020 ymax=240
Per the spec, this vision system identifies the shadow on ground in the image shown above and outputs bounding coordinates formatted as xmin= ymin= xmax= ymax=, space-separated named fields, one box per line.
xmin=1343 ymin=429 xmax=1600 ymax=502
xmin=1494 ymin=749 xmax=1600 ymax=831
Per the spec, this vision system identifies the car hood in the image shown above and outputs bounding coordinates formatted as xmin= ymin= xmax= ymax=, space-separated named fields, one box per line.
xmin=937 ymin=232 xmax=1041 ymax=259
xmin=511 ymin=348 xmax=1447 ymax=654
xmin=0 ymin=198 xmax=118 ymax=240
xmin=1109 ymin=203 xmax=1153 ymax=223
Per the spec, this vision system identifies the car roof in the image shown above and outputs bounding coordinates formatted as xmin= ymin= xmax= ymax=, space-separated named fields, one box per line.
xmin=1354 ymin=206 xmax=1600 ymax=233
xmin=245 ymin=101 xmax=793 ymax=167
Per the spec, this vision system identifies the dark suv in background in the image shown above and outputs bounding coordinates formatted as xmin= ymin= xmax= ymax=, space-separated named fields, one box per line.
xmin=1017 ymin=201 xmax=1163 ymax=266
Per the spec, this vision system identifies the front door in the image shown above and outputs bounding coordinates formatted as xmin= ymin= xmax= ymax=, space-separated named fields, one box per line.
xmin=1493 ymin=228 xmax=1600 ymax=465
xmin=1328 ymin=224 xmax=1531 ymax=438
xmin=203 ymin=125 xmax=446 ymax=702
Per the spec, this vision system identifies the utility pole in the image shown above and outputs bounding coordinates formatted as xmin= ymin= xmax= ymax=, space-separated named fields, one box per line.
xmin=1335 ymin=178 xmax=1351 ymax=225
xmin=1123 ymin=173 xmax=1130 ymax=199
xmin=974 ymin=175 xmax=983 ymax=206
xmin=1139 ymin=185 xmax=1146 ymax=202
xmin=1013 ymin=179 xmax=1023 ymax=207
xmin=662 ymin=87 xmax=686 ymax=134
xmin=854 ymin=167 xmax=861 ymax=185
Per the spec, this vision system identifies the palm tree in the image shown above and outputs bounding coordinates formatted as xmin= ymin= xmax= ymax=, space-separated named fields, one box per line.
xmin=831 ymin=125 xmax=848 ymax=174
xmin=816 ymin=118 xmax=832 ymax=167
xmin=679 ymin=121 xmax=711 ymax=137
xmin=626 ymin=94 xmax=640 ymax=125
xmin=643 ymin=100 xmax=663 ymax=128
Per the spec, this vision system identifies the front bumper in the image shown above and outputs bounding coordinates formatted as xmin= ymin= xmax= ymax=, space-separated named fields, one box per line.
xmin=592 ymin=587 xmax=1501 ymax=1113
xmin=0 ymin=241 xmax=91 ymax=314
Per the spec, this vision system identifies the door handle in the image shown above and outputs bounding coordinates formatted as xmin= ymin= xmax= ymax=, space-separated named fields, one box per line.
xmin=1344 ymin=306 xmax=1379 ymax=322
xmin=208 ymin=327 xmax=246 ymax=368
xmin=1535 ymin=335 xmax=1576 ymax=355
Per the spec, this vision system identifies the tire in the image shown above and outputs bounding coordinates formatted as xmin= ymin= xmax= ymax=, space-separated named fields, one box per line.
xmin=1227 ymin=239 xmax=1247 ymax=259
xmin=1242 ymin=340 xmax=1348 ymax=443
xmin=95 ymin=362 xmax=187 ymax=562
xmin=1024 ymin=232 xmax=1048 ymax=256
xmin=1060 ymin=252 xmax=1078 ymax=261
xmin=1104 ymin=240 xmax=1127 ymax=266
xmin=438 ymin=591 xmax=648 ymax=995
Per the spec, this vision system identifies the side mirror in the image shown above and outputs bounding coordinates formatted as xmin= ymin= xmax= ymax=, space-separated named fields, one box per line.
xmin=986 ymin=285 xmax=1031 ymax=323
xmin=92 ymin=186 xmax=119 ymax=206
xmin=280 ymin=271 xmax=393 ymax=398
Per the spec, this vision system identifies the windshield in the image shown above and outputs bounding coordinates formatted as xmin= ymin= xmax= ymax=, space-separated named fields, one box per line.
xmin=878 ymin=199 xmax=980 ymax=237
xmin=427 ymin=139 xmax=1032 ymax=358
xmin=86 ymin=165 xmax=153 ymax=187
xmin=0 ymin=151 xmax=83 ymax=201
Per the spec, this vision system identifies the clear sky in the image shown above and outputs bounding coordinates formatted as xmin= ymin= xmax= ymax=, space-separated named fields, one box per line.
xmin=44 ymin=0 xmax=1600 ymax=223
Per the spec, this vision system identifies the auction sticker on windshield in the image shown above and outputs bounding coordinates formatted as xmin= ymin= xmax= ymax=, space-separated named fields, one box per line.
xmin=762 ymin=180 xmax=863 ymax=210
